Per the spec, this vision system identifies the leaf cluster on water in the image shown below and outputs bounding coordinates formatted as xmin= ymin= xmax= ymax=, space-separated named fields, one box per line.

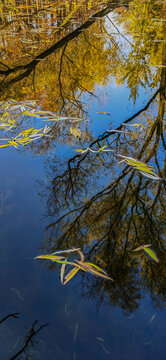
xmin=117 ymin=155 xmax=161 ymax=180
xmin=35 ymin=248 xmax=113 ymax=285
xmin=0 ymin=99 xmax=84 ymax=148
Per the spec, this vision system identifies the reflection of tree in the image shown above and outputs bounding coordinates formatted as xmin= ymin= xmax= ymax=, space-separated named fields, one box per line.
xmin=113 ymin=0 xmax=166 ymax=101
xmin=0 ymin=0 xmax=165 ymax=313
xmin=0 ymin=312 xmax=49 ymax=359
xmin=42 ymin=75 xmax=166 ymax=312
xmin=0 ymin=1 xmax=128 ymax=116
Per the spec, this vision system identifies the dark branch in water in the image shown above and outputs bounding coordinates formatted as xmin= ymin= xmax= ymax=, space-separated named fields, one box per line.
xmin=0 ymin=312 xmax=20 ymax=324
xmin=66 ymin=86 xmax=162 ymax=170
xmin=9 ymin=320 xmax=49 ymax=360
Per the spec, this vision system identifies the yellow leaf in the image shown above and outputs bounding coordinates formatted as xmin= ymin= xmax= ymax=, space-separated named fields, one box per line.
xmin=70 ymin=127 xmax=81 ymax=139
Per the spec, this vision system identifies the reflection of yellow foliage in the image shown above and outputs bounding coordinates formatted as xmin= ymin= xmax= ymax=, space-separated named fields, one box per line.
xmin=114 ymin=0 xmax=164 ymax=99
xmin=0 ymin=0 xmax=165 ymax=111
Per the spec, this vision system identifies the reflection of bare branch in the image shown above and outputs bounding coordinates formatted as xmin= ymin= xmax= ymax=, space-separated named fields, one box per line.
xmin=0 ymin=61 xmax=9 ymax=69
xmin=91 ymin=87 xmax=162 ymax=147
xmin=106 ymin=15 xmax=134 ymax=47
xmin=58 ymin=43 xmax=67 ymax=110
xmin=64 ymin=87 xmax=162 ymax=172
xmin=0 ymin=312 xmax=20 ymax=324
xmin=9 ymin=320 xmax=49 ymax=360
xmin=43 ymin=91 xmax=166 ymax=311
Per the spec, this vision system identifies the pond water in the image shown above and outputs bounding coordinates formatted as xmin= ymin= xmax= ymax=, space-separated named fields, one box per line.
xmin=0 ymin=1 xmax=166 ymax=359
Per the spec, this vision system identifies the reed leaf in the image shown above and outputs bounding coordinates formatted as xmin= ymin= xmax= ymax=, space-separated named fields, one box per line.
xmin=63 ymin=267 xmax=80 ymax=285
xmin=133 ymin=245 xmax=159 ymax=263
xmin=143 ymin=247 xmax=159 ymax=263
xmin=118 ymin=155 xmax=161 ymax=180
xmin=76 ymin=261 xmax=113 ymax=281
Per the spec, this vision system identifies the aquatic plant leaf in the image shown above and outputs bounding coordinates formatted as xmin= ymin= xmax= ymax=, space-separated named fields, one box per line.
xmin=143 ymin=247 xmax=159 ymax=263
xmin=63 ymin=267 xmax=80 ymax=285
xmin=133 ymin=244 xmax=152 ymax=251
xmin=74 ymin=145 xmax=109 ymax=154
xmin=76 ymin=261 xmax=113 ymax=280
xmin=0 ymin=144 xmax=11 ymax=148
xmin=140 ymin=171 xmax=161 ymax=180
xmin=83 ymin=262 xmax=108 ymax=275
xmin=35 ymin=248 xmax=113 ymax=284
xmin=60 ymin=260 xmax=67 ymax=285
xmin=35 ymin=254 xmax=65 ymax=262
xmin=35 ymin=254 xmax=75 ymax=266
xmin=76 ymin=249 xmax=84 ymax=262
xmin=70 ymin=127 xmax=81 ymax=139
xmin=51 ymin=248 xmax=81 ymax=255
xmin=74 ymin=148 xmax=87 ymax=153
xmin=51 ymin=248 xmax=84 ymax=262
xmin=133 ymin=245 xmax=159 ymax=263
xmin=118 ymin=155 xmax=161 ymax=180
xmin=123 ymin=123 xmax=144 ymax=129
xmin=97 ymin=112 xmax=110 ymax=115
xmin=98 ymin=146 xmax=107 ymax=151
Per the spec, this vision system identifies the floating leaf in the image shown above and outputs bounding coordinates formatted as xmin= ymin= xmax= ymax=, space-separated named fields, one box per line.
xmin=117 ymin=155 xmax=161 ymax=180
xmin=70 ymin=127 xmax=81 ymax=139
xmin=143 ymin=247 xmax=159 ymax=263
xmin=35 ymin=248 xmax=113 ymax=284
xmin=133 ymin=244 xmax=159 ymax=263
xmin=35 ymin=254 xmax=75 ymax=267
xmin=35 ymin=254 xmax=65 ymax=262
xmin=0 ymin=144 xmax=11 ymax=148
xmin=74 ymin=148 xmax=87 ymax=153
xmin=60 ymin=259 xmax=67 ymax=285
xmin=76 ymin=261 xmax=113 ymax=281
xmin=63 ymin=267 xmax=80 ymax=285
xmin=74 ymin=145 xmax=112 ymax=154
xmin=123 ymin=123 xmax=144 ymax=129
xmin=133 ymin=244 xmax=152 ymax=251
xmin=97 ymin=145 xmax=107 ymax=151
xmin=51 ymin=248 xmax=81 ymax=256
xmin=97 ymin=112 xmax=110 ymax=115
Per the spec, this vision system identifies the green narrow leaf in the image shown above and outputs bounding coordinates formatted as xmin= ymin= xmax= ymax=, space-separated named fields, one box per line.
xmin=35 ymin=254 xmax=76 ymax=266
xmin=98 ymin=145 xmax=107 ymax=151
xmin=84 ymin=262 xmax=108 ymax=275
xmin=0 ymin=144 xmax=11 ymax=148
xmin=74 ymin=148 xmax=86 ymax=153
xmin=143 ymin=247 xmax=159 ymax=263
xmin=70 ymin=127 xmax=81 ymax=139
xmin=76 ymin=261 xmax=113 ymax=281
xmin=96 ymin=112 xmax=110 ymax=115
xmin=63 ymin=267 xmax=80 ymax=285
xmin=118 ymin=155 xmax=160 ymax=179
xmin=35 ymin=254 xmax=65 ymax=261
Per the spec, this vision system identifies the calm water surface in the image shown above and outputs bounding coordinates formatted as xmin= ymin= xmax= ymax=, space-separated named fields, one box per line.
xmin=0 ymin=1 xmax=166 ymax=359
